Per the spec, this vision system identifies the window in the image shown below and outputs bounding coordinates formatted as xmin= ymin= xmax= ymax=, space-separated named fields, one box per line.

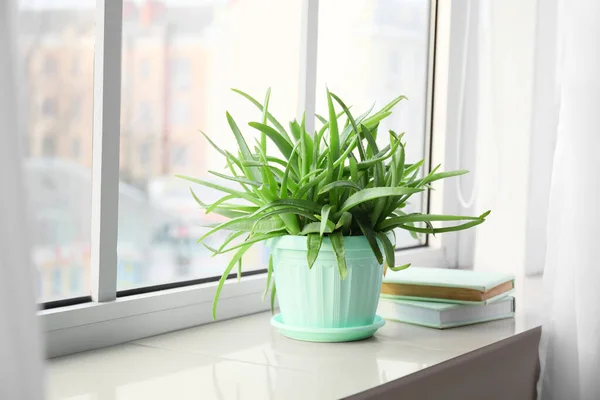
xmin=136 ymin=101 xmax=154 ymax=130
xmin=71 ymin=138 xmax=81 ymax=158
xmin=170 ymin=144 xmax=187 ymax=167
xmin=170 ymin=98 xmax=189 ymax=126
xmin=139 ymin=58 xmax=150 ymax=79
xmin=138 ymin=142 xmax=151 ymax=165
xmin=42 ymin=97 xmax=57 ymax=117
xmin=44 ymin=55 xmax=57 ymax=76
xmin=316 ymin=0 xmax=432 ymax=249
xmin=71 ymin=57 xmax=80 ymax=76
xmin=33 ymin=0 xmax=453 ymax=357
xmin=42 ymin=135 xmax=57 ymax=157
xmin=51 ymin=269 xmax=62 ymax=296
xmin=71 ymin=96 xmax=81 ymax=120
xmin=171 ymin=57 xmax=191 ymax=90
xmin=117 ymin=0 xmax=303 ymax=292
xmin=18 ymin=1 xmax=95 ymax=303
xmin=69 ymin=268 xmax=82 ymax=294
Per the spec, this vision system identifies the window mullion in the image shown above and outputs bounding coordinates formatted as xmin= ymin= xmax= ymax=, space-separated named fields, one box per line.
xmin=90 ymin=0 xmax=123 ymax=302
xmin=298 ymin=0 xmax=319 ymax=134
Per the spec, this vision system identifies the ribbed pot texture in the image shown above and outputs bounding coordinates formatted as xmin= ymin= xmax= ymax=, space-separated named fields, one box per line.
xmin=268 ymin=235 xmax=388 ymax=329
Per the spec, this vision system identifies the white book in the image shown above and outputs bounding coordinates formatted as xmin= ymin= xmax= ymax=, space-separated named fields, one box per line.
xmin=378 ymin=296 xmax=515 ymax=329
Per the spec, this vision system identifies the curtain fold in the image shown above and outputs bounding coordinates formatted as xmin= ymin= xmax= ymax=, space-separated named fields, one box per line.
xmin=538 ymin=1 xmax=600 ymax=399
xmin=0 ymin=0 xmax=45 ymax=399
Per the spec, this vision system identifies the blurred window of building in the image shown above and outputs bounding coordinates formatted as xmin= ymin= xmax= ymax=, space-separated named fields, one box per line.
xmin=170 ymin=144 xmax=187 ymax=167
xmin=171 ymin=57 xmax=190 ymax=90
xmin=139 ymin=58 xmax=151 ymax=79
xmin=71 ymin=138 xmax=81 ymax=159
xmin=136 ymin=101 xmax=155 ymax=130
xmin=170 ymin=98 xmax=189 ymax=126
xmin=44 ymin=54 xmax=57 ymax=76
xmin=42 ymin=135 xmax=57 ymax=157
xmin=139 ymin=142 xmax=151 ymax=165
xmin=70 ymin=96 xmax=81 ymax=120
xmin=42 ymin=97 xmax=57 ymax=117
xmin=71 ymin=56 xmax=80 ymax=76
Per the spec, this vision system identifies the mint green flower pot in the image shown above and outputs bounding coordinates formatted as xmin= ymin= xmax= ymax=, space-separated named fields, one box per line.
xmin=267 ymin=235 xmax=389 ymax=338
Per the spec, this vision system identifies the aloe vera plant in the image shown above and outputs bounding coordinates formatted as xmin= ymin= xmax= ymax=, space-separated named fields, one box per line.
xmin=178 ymin=89 xmax=489 ymax=318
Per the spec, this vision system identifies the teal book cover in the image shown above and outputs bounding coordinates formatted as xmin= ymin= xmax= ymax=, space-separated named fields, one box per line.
xmin=378 ymin=296 xmax=516 ymax=329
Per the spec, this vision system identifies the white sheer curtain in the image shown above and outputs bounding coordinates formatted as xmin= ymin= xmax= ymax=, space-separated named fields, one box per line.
xmin=537 ymin=0 xmax=600 ymax=399
xmin=0 ymin=0 xmax=45 ymax=399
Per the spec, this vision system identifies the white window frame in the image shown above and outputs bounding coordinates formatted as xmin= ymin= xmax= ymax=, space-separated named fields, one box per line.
xmin=39 ymin=0 xmax=463 ymax=358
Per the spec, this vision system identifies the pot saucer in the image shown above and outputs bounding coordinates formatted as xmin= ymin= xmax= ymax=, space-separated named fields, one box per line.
xmin=270 ymin=314 xmax=385 ymax=342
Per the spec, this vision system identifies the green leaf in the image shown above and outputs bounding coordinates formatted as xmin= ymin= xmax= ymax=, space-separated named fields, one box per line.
xmin=226 ymin=112 xmax=260 ymax=182
xmin=200 ymin=218 xmax=286 ymax=239
xmin=289 ymin=119 xmax=301 ymax=141
xmin=378 ymin=212 xmax=488 ymax=231
xmin=341 ymin=103 xmax=375 ymax=145
xmin=208 ymin=170 xmax=262 ymax=188
xmin=250 ymin=198 xmax=323 ymax=218
xmin=388 ymin=263 xmax=411 ymax=272
xmin=205 ymin=194 xmax=239 ymax=214
xmin=326 ymin=89 xmax=340 ymax=160
xmin=263 ymin=254 xmax=274 ymax=301
xmin=359 ymin=123 xmax=380 ymax=159
xmin=254 ymin=145 xmax=278 ymax=196
xmin=339 ymin=187 xmax=423 ymax=214
xmin=330 ymin=91 xmax=366 ymax=161
xmin=345 ymin=138 xmax=400 ymax=172
xmin=280 ymin=158 xmax=293 ymax=199
xmin=199 ymin=130 xmax=228 ymax=159
xmin=219 ymin=232 xmax=284 ymax=254
xmin=318 ymin=180 xmax=362 ymax=195
xmin=251 ymin=207 xmax=317 ymax=231
xmin=402 ymin=160 xmax=424 ymax=180
xmin=353 ymin=211 xmax=383 ymax=264
xmin=395 ymin=219 xmax=486 ymax=234
xmin=217 ymin=231 xmax=247 ymax=253
xmin=320 ymin=205 xmax=332 ymax=237
xmin=248 ymin=122 xmax=294 ymax=159
xmin=349 ymin=157 xmax=358 ymax=183
xmin=362 ymin=111 xmax=392 ymax=130
xmin=270 ymin=282 xmax=277 ymax=314
xmin=299 ymin=221 xmax=335 ymax=235
xmin=421 ymin=169 xmax=469 ymax=185
xmin=188 ymin=188 xmax=250 ymax=219
xmin=379 ymin=94 xmax=408 ymax=113
xmin=296 ymin=168 xmax=326 ymax=187
xmin=213 ymin=244 xmax=252 ymax=319
xmin=176 ymin=175 xmax=262 ymax=206
xmin=330 ymin=231 xmax=347 ymax=280
xmin=377 ymin=232 xmax=395 ymax=270
xmin=335 ymin=212 xmax=353 ymax=231
xmin=231 ymin=88 xmax=290 ymax=141
xmin=261 ymin=88 xmax=271 ymax=152
xmin=315 ymin=113 xmax=328 ymax=124
xmin=307 ymin=233 xmax=323 ymax=269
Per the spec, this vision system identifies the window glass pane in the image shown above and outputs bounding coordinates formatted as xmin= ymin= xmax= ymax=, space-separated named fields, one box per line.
xmin=18 ymin=1 xmax=95 ymax=302
xmin=117 ymin=0 xmax=302 ymax=290
xmin=316 ymin=0 xmax=432 ymax=249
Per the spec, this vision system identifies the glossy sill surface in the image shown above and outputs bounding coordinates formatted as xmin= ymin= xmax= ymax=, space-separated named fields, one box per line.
xmin=48 ymin=276 xmax=543 ymax=400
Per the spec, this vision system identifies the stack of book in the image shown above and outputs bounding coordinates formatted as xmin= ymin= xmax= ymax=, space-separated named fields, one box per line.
xmin=377 ymin=268 xmax=515 ymax=329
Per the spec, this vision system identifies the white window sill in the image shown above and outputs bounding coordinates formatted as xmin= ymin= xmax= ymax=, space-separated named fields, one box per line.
xmin=47 ymin=276 xmax=543 ymax=399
